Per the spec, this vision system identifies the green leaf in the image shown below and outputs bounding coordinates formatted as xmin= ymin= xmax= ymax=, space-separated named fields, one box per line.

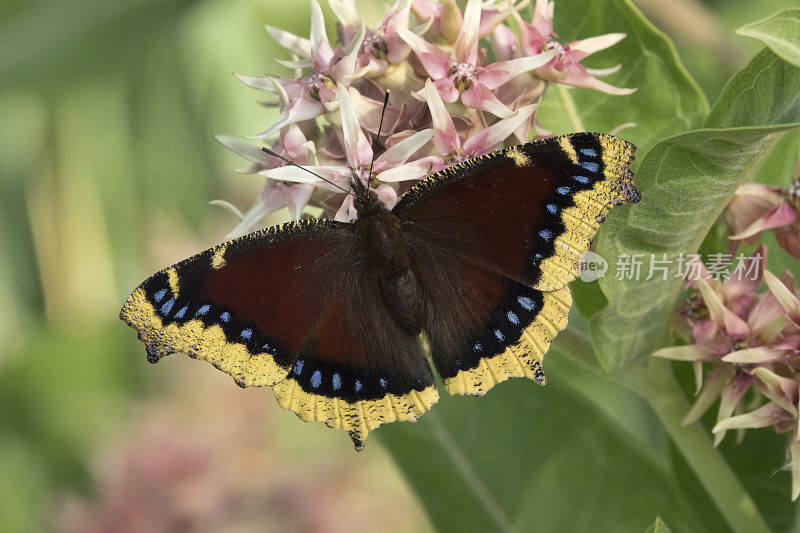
xmin=645 ymin=517 xmax=672 ymax=533
xmin=537 ymin=0 xmax=708 ymax=157
xmin=592 ymin=48 xmax=800 ymax=371
xmin=378 ymin=346 xmax=708 ymax=532
xmin=707 ymin=49 xmax=800 ymax=128
xmin=736 ymin=9 xmax=800 ymax=67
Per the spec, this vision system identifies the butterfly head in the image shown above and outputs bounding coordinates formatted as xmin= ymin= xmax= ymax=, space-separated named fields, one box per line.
xmin=350 ymin=175 xmax=384 ymax=217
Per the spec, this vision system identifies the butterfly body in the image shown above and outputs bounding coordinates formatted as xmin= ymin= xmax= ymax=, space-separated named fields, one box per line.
xmin=351 ymin=178 xmax=428 ymax=334
xmin=121 ymin=133 xmax=639 ymax=450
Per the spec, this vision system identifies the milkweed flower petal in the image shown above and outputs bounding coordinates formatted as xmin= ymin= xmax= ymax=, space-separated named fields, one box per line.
xmin=478 ymin=51 xmax=558 ymax=89
xmin=327 ymin=0 xmax=359 ymax=27
xmin=713 ymin=402 xmax=788 ymax=434
xmin=652 ymin=344 xmax=714 ymax=362
xmin=463 ymin=103 xmax=537 ymax=155
xmin=265 ymin=24 xmax=312 ymax=58
xmin=375 ymin=129 xmax=434 ymax=170
xmin=453 ymin=0 xmax=481 ymax=64
xmin=423 ymin=78 xmax=460 ymax=155
xmin=461 ymin=83 xmax=516 ymax=118
xmin=395 ymin=26 xmax=450 ymax=79
xmin=338 ymin=83 xmax=373 ymax=168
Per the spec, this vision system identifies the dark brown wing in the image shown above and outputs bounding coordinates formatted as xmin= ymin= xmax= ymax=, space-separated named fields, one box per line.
xmin=411 ymin=233 xmax=573 ymax=395
xmin=393 ymin=133 xmax=638 ymax=292
xmin=120 ymin=218 xmax=437 ymax=449
xmin=394 ymin=133 xmax=637 ymax=394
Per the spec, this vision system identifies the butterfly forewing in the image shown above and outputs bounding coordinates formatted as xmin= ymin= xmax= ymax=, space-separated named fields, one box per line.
xmin=393 ymin=132 xmax=637 ymax=292
xmin=120 ymin=218 xmax=437 ymax=449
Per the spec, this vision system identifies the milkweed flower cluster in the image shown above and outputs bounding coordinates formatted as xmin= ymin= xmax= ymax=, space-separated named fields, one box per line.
xmin=725 ymin=153 xmax=800 ymax=259
xmin=655 ymin=222 xmax=800 ymax=499
xmin=215 ymin=0 xmax=634 ymax=238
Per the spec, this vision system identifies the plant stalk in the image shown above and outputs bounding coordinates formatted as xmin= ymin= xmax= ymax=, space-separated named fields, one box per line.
xmin=555 ymin=327 xmax=771 ymax=533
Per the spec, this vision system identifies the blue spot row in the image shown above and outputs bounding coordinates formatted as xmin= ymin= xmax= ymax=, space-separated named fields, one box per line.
xmin=160 ymin=298 xmax=175 ymax=316
xmin=196 ymin=305 xmax=210 ymax=316
xmin=518 ymin=296 xmax=535 ymax=311
xmin=580 ymin=148 xmax=597 ymax=157
xmin=573 ymin=175 xmax=590 ymax=184
xmin=539 ymin=229 xmax=553 ymax=241
xmin=220 ymin=312 xmax=230 ymax=322
xmin=507 ymin=311 xmax=519 ymax=325
xmin=154 ymin=289 xmax=167 ymax=302
xmin=494 ymin=329 xmax=504 ymax=341
xmin=240 ymin=328 xmax=252 ymax=340
xmin=474 ymin=343 xmax=482 ymax=352
xmin=580 ymin=161 xmax=599 ymax=173
xmin=292 ymin=361 xmax=389 ymax=394
xmin=546 ymin=203 xmax=558 ymax=214
xmin=557 ymin=186 xmax=571 ymax=195
xmin=175 ymin=306 xmax=187 ymax=319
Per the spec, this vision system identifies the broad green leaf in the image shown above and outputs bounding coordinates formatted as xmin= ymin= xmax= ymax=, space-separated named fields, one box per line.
xmin=379 ymin=348 xmax=708 ymax=533
xmin=592 ymin=48 xmax=800 ymax=371
xmin=537 ymin=0 xmax=708 ymax=157
xmin=750 ymin=130 xmax=800 ymax=187
xmin=736 ymin=9 xmax=800 ymax=67
xmin=707 ymin=49 xmax=800 ymax=128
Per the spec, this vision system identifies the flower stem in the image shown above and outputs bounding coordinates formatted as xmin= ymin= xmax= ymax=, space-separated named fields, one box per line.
xmin=555 ymin=327 xmax=771 ymax=533
xmin=556 ymin=84 xmax=585 ymax=132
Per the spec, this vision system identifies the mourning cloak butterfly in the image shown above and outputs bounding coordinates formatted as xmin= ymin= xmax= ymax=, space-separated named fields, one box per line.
xmin=120 ymin=132 xmax=639 ymax=450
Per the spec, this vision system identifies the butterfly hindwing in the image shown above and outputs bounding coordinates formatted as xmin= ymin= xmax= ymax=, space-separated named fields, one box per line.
xmin=393 ymin=132 xmax=638 ymax=292
xmin=270 ymin=255 xmax=438 ymax=450
xmin=407 ymin=234 xmax=573 ymax=395
xmin=120 ymin=218 xmax=437 ymax=449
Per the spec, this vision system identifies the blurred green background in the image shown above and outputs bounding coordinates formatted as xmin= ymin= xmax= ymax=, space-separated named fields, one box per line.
xmin=0 ymin=0 xmax=793 ymax=530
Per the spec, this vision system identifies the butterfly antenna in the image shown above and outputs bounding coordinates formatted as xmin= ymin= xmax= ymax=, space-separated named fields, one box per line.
xmin=366 ymin=91 xmax=391 ymax=196
xmin=260 ymin=147 xmax=355 ymax=197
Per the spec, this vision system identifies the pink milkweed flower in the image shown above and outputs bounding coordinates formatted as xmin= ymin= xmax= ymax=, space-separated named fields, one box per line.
xmin=653 ymin=248 xmax=800 ymax=447
xmin=509 ymin=0 xmax=636 ymax=95
xmin=422 ymin=78 xmax=537 ymax=170
xmin=260 ymin=83 xmax=434 ymax=221
xmin=398 ymin=0 xmax=557 ymax=118
xmin=243 ymin=0 xmax=367 ymax=139
xmin=410 ymin=0 xmax=524 ymax=44
xmin=215 ymin=126 xmax=316 ymax=238
xmin=726 ymin=170 xmax=800 ymax=259
xmin=710 ymin=271 xmax=800 ymax=500
xmin=712 ymin=371 xmax=800 ymax=500
xmin=329 ymin=0 xmax=417 ymax=79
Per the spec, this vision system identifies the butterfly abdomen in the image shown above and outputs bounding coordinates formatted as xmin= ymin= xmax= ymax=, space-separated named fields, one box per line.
xmin=356 ymin=208 xmax=426 ymax=334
